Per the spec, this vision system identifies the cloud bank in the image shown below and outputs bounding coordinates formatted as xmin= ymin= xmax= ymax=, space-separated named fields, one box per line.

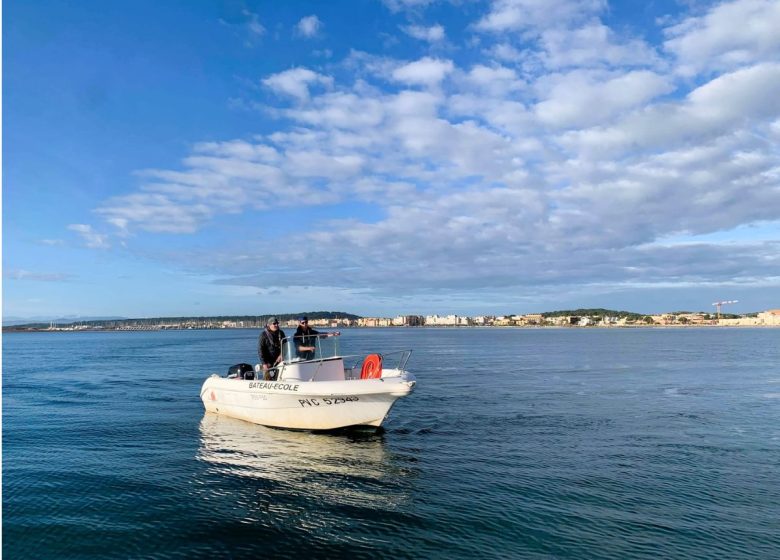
xmin=89 ymin=0 xmax=780 ymax=307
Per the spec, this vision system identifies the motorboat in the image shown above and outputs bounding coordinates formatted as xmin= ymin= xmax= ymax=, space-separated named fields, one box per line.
xmin=200 ymin=334 xmax=416 ymax=430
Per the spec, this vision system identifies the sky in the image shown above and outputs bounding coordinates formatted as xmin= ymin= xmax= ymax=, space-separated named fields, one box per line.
xmin=4 ymin=0 xmax=780 ymax=321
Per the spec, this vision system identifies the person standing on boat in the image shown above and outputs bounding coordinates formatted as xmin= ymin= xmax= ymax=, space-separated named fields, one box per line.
xmin=293 ymin=316 xmax=340 ymax=360
xmin=258 ymin=317 xmax=285 ymax=380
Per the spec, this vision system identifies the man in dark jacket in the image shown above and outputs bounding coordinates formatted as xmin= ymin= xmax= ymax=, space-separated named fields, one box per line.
xmin=292 ymin=316 xmax=341 ymax=360
xmin=292 ymin=316 xmax=321 ymax=360
xmin=258 ymin=317 xmax=285 ymax=380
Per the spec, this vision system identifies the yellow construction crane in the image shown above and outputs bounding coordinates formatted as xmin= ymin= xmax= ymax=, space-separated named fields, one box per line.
xmin=712 ymin=300 xmax=738 ymax=320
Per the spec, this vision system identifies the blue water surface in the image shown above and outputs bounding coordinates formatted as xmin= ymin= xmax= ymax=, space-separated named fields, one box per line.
xmin=4 ymin=328 xmax=780 ymax=559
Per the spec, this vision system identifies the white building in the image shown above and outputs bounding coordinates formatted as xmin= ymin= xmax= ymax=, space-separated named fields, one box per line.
xmin=758 ymin=309 xmax=780 ymax=325
xmin=424 ymin=314 xmax=459 ymax=326
xmin=720 ymin=309 xmax=780 ymax=326
xmin=392 ymin=315 xmax=423 ymax=326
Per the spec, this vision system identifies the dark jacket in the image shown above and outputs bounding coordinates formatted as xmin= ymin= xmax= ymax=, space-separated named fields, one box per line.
xmin=258 ymin=327 xmax=286 ymax=366
xmin=292 ymin=325 xmax=320 ymax=346
xmin=292 ymin=325 xmax=320 ymax=360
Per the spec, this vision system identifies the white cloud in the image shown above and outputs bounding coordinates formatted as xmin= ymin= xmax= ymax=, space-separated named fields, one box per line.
xmin=284 ymin=150 xmax=364 ymax=180
xmin=296 ymin=15 xmax=322 ymax=38
xmin=67 ymin=224 xmax=110 ymax=249
xmin=392 ymin=57 xmax=454 ymax=86
xmin=485 ymin=42 xmax=526 ymax=63
xmin=534 ymin=70 xmax=674 ymax=129
xmin=550 ymin=133 xmax=780 ymax=247
xmin=475 ymin=0 xmax=605 ymax=33
xmin=282 ymin=92 xmax=386 ymax=130
xmin=664 ymin=0 xmax=780 ymax=77
xmin=383 ymin=0 xmax=435 ymax=13
xmin=193 ymin=140 xmax=280 ymax=162
xmin=4 ymin=269 xmax=73 ymax=281
xmin=461 ymin=64 xmax=526 ymax=97
xmin=402 ymin=24 xmax=445 ymax=42
xmin=243 ymin=9 xmax=265 ymax=36
xmin=97 ymin=194 xmax=214 ymax=234
xmin=540 ymin=23 xmax=661 ymax=69
xmin=262 ymin=67 xmax=333 ymax=101
xmin=343 ymin=50 xmax=401 ymax=81
xmin=559 ymin=62 xmax=780 ymax=157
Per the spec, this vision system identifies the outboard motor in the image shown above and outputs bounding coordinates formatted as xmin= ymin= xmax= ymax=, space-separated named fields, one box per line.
xmin=228 ymin=363 xmax=255 ymax=380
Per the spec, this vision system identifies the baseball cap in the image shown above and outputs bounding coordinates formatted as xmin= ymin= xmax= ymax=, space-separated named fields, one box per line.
xmin=267 ymin=316 xmax=279 ymax=325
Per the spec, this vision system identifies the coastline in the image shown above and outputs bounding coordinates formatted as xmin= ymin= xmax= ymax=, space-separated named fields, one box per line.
xmin=5 ymin=323 xmax=780 ymax=333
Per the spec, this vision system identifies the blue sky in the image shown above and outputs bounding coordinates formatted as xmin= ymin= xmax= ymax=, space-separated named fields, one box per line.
xmin=4 ymin=0 xmax=780 ymax=321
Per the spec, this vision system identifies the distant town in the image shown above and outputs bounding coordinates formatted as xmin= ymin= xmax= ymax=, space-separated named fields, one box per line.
xmin=4 ymin=308 xmax=780 ymax=332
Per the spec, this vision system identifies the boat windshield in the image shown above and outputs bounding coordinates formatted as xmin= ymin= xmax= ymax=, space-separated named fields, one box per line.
xmin=281 ymin=333 xmax=340 ymax=363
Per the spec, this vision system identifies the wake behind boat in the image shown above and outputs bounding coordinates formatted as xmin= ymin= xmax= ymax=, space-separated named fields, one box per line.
xmin=200 ymin=334 xmax=416 ymax=430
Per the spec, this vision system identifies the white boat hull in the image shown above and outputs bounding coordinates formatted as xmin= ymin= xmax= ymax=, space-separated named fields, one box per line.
xmin=200 ymin=372 xmax=416 ymax=430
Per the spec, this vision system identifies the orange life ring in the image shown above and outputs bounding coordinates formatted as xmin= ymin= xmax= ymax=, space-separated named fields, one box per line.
xmin=360 ymin=354 xmax=383 ymax=379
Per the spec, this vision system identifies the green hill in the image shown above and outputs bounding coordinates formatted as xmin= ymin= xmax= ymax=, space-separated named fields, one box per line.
xmin=541 ymin=308 xmax=645 ymax=321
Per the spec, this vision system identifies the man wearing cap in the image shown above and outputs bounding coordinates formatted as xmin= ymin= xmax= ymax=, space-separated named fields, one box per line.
xmin=292 ymin=316 xmax=340 ymax=360
xmin=258 ymin=317 xmax=286 ymax=380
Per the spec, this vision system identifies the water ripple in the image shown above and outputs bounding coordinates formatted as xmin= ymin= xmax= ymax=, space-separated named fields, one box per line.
xmin=4 ymin=328 xmax=780 ymax=559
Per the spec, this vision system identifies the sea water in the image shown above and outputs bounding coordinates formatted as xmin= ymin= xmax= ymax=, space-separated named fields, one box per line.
xmin=3 ymin=328 xmax=779 ymax=559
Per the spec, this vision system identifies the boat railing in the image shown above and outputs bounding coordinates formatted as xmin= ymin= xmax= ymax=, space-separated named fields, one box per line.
xmin=345 ymin=349 xmax=412 ymax=378
xmin=381 ymin=349 xmax=413 ymax=371
xmin=279 ymin=335 xmax=411 ymax=381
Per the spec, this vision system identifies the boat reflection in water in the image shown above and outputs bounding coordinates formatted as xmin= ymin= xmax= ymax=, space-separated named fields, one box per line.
xmin=196 ymin=412 xmax=414 ymax=514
